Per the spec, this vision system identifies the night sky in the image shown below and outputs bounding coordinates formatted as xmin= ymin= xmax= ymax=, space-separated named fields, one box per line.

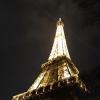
xmin=1 ymin=0 xmax=100 ymax=100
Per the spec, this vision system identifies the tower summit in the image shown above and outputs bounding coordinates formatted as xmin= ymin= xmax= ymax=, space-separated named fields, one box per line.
xmin=49 ymin=18 xmax=70 ymax=60
xmin=12 ymin=19 xmax=87 ymax=100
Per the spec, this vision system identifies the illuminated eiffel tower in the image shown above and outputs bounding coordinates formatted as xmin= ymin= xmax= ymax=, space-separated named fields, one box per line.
xmin=12 ymin=18 xmax=87 ymax=100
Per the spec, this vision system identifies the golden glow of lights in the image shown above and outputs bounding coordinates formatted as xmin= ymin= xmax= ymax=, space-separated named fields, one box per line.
xmin=28 ymin=71 xmax=46 ymax=91
xmin=48 ymin=18 xmax=70 ymax=60
xmin=12 ymin=92 xmax=27 ymax=100
xmin=63 ymin=66 xmax=70 ymax=79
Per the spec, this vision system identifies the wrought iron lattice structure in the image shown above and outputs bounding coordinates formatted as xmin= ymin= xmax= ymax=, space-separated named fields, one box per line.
xmin=12 ymin=18 xmax=87 ymax=100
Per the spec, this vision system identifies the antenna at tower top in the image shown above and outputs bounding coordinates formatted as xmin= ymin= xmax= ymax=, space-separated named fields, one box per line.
xmin=57 ymin=18 xmax=64 ymax=26
xmin=59 ymin=18 xmax=61 ymax=21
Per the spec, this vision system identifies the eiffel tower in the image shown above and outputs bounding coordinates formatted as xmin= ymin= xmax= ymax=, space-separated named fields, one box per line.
xmin=12 ymin=18 xmax=87 ymax=100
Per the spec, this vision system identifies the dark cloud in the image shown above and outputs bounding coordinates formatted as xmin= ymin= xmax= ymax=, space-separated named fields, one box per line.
xmin=0 ymin=0 xmax=100 ymax=99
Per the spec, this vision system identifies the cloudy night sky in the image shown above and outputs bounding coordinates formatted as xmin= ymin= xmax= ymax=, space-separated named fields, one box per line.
xmin=0 ymin=0 xmax=100 ymax=100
